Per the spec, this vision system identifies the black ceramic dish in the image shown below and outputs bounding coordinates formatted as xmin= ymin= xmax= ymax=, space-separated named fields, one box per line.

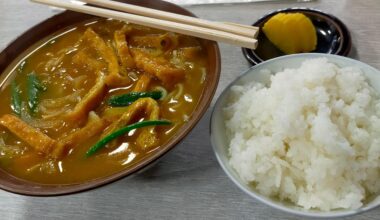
xmin=242 ymin=8 xmax=352 ymax=65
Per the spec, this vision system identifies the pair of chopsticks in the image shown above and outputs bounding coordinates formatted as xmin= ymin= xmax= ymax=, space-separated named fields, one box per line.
xmin=31 ymin=0 xmax=258 ymax=49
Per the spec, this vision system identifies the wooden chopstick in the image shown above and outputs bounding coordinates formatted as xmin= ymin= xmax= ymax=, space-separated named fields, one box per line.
xmin=30 ymin=0 xmax=258 ymax=49
xmin=81 ymin=0 xmax=258 ymax=38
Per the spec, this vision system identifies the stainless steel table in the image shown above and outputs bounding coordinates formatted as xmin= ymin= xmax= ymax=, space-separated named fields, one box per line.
xmin=1 ymin=1 xmax=379 ymax=219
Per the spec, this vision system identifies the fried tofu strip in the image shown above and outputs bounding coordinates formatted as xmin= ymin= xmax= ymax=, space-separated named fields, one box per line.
xmin=52 ymin=112 xmax=109 ymax=158
xmin=131 ymin=49 xmax=185 ymax=86
xmin=72 ymin=50 xmax=104 ymax=71
xmin=65 ymin=74 xmax=107 ymax=122
xmin=133 ymin=73 xmax=152 ymax=92
xmin=102 ymin=98 xmax=160 ymax=149
xmin=114 ymin=25 xmax=135 ymax=69
xmin=130 ymin=33 xmax=179 ymax=52
xmin=178 ymin=46 xmax=202 ymax=60
xmin=0 ymin=114 xmax=56 ymax=155
xmin=82 ymin=28 xmax=130 ymax=87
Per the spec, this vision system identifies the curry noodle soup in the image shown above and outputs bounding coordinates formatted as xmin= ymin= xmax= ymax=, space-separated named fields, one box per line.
xmin=0 ymin=19 xmax=209 ymax=184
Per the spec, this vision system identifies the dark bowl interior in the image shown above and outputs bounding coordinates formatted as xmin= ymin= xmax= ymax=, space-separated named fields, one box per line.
xmin=242 ymin=8 xmax=352 ymax=65
xmin=0 ymin=0 xmax=221 ymax=196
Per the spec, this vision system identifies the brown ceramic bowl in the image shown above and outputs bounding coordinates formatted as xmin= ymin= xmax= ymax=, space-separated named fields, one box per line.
xmin=0 ymin=0 xmax=221 ymax=196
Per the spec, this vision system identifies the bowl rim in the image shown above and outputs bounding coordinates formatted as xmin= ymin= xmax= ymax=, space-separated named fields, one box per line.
xmin=0 ymin=0 xmax=221 ymax=196
xmin=210 ymin=53 xmax=380 ymax=218
xmin=242 ymin=7 xmax=352 ymax=65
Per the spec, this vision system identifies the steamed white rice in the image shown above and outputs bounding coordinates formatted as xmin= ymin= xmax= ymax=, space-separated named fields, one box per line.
xmin=224 ymin=58 xmax=380 ymax=211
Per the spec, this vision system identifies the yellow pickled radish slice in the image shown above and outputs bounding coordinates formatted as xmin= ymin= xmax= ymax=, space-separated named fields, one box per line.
xmin=262 ymin=13 xmax=317 ymax=54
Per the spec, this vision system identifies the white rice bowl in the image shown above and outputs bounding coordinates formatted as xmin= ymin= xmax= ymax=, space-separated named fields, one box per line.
xmin=224 ymin=58 xmax=380 ymax=211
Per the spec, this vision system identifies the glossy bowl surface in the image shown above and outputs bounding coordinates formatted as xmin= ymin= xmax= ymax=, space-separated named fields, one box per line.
xmin=242 ymin=8 xmax=352 ymax=65
xmin=211 ymin=53 xmax=380 ymax=218
xmin=0 ymin=0 xmax=221 ymax=196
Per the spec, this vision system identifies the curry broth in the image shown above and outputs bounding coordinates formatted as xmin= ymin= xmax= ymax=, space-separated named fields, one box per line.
xmin=0 ymin=19 xmax=208 ymax=184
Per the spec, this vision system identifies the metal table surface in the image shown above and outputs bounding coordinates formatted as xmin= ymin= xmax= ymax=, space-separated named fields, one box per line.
xmin=0 ymin=0 xmax=379 ymax=219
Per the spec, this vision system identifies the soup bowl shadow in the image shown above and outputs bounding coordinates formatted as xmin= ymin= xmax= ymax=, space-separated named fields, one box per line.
xmin=0 ymin=0 xmax=221 ymax=196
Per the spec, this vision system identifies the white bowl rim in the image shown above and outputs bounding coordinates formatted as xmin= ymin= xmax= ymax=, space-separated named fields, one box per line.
xmin=210 ymin=53 xmax=380 ymax=218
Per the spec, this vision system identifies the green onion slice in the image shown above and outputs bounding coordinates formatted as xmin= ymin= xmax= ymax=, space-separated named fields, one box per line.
xmin=85 ymin=120 xmax=171 ymax=158
xmin=108 ymin=91 xmax=162 ymax=107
